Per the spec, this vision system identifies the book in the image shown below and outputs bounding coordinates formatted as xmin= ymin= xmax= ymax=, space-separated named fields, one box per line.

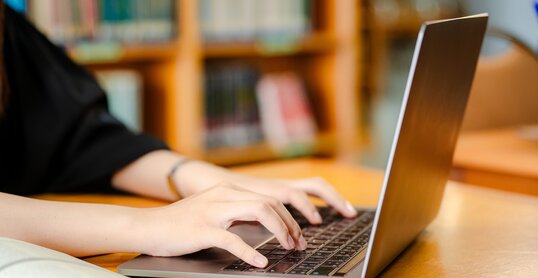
xmin=256 ymin=72 xmax=317 ymax=154
xmin=0 ymin=237 xmax=126 ymax=277
xmin=199 ymin=0 xmax=312 ymax=42
xmin=26 ymin=0 xmax=177 ymax=46
xmin=203 ymin=64 xmax=318 ymax=154
xmin=204 ymin=64 xmax=263 ymax=149
xmin=95 ymin=70 xmax=143 ymax=133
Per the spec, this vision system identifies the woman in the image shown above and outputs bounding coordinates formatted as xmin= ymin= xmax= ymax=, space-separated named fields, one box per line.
xmin=0 ymin=4 xmax=356 ymax=268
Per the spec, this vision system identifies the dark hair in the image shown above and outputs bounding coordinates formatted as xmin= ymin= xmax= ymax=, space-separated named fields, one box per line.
xmin=0 ymin=2 xmax=6 ymax=116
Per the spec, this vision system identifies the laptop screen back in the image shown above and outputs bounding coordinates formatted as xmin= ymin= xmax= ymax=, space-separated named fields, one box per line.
xmin=363 ymin=14 xmax=488 ymax=278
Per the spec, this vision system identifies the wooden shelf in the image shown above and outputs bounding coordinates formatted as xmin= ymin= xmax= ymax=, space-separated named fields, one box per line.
xmin=204 ymin=132 xmax=337 ymax=165
xmin=68 ymin=42 xmax=180 ymax=65
xmin=52 ymin=0 xmax=362 ymax=166
xmin=203 ymin=33 xmax=337 ymax=58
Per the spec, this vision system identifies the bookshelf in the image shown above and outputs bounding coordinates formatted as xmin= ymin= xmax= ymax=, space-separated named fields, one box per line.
xmin=68 ymin=42 xmax=180 ymax=65
xmin=359 ymin=0 xmax=460 ymax=143
xmin=22 ymin=0 xmax=362 ymax=165
xmin=203 ymin=32 xmax=337 ymax=58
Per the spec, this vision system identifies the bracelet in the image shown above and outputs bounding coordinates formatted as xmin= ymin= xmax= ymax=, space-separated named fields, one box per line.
xmin=167 ymin=158 xmax=191 ymax=200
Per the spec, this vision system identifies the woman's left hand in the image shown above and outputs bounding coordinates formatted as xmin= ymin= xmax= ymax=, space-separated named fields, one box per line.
xmin=228 ymin=175 xmax=358 ymax=224
xmin=112 ymin=151 xmax=357 ymax=224
xmin=175 ymin=161 xmax=357 ymax=224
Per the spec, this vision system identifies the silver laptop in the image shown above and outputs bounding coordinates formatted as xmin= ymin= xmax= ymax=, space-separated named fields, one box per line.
xmin=118 ymin=14 xmax=488 ymax=278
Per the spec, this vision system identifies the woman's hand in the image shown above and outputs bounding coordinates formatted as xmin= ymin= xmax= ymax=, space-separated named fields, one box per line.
xmin=226 ymin=176 xmax=358 ymax=224
xmin=173 ymin=160 xmax=358 ymax=224
xmin=113 ymin=151 xmax=357 ymax=225
xmin=135 ymin=184 xmax=307 ymax=268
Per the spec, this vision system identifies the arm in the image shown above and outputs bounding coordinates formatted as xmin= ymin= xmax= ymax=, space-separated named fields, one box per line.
xmin=0 ymin=192 xmax=140 ymax=257
xmin=110 ymin=149 xmax=237 ymax=201
xmin=112 ymin=150 xmax=358 ymax=223
xmin=1 ymin=151 xmax=356 ymax=267
xmin=0 ymin=185 xmax=305 ymax=268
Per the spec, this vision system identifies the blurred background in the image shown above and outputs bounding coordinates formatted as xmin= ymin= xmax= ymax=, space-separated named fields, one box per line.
xmin=5 ymin=0 xmax=537 ymax=194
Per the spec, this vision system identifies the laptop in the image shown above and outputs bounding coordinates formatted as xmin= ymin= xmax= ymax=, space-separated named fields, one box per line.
xmin=118 ymin=14 xmax=488 ymax=278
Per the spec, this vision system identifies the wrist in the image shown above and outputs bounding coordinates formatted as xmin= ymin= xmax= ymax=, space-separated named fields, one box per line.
xmin=172 ymin=160 xmax=229 ymax=196
xmin=167 ymin=158 xmax=193 ymax=200
xmin=125 ymin=208 xmax=157 ymax=255
xmin=126 ymin=205 xmax=182 ymax=256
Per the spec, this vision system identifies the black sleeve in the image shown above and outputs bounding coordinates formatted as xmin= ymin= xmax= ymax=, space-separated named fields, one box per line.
xmin=0 ymin=7 xmax=168 ymax=195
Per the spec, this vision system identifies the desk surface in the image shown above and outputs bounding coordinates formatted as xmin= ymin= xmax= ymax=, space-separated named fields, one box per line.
xmin=452 ymin=127 xmax=538 ymax=195
xmin=38 ymin=159 xmax=538 ymax=277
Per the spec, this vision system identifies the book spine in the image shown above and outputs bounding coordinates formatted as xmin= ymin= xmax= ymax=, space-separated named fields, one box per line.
xmin=26 ymin=0 xmax=177 ymax=45
xmin=203 ymin=64 xmax=264 ymax=149
xmin=200 ymin=0 xmax=313 ymax=42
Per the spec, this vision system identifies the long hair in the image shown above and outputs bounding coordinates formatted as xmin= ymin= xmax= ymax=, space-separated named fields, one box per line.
xmin=0 ymin=2 xmax=6 ymax=116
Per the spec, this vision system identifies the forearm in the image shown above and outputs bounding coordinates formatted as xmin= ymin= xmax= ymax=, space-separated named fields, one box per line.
xmin=0 ymin=192 xmax=142 ymax=257
xmin=111 ymin=150 xmax=237 ymax=200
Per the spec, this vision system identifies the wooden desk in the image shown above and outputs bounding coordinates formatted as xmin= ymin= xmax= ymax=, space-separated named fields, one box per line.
xmin=452 ymin=127 xmax=538 ymax=196
xmin=38 ymin=159 xmax=538 ymax=277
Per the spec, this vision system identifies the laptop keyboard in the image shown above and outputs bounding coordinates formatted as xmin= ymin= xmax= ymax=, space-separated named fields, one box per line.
xmin=222 ymin=207 xmax=375 ymax=276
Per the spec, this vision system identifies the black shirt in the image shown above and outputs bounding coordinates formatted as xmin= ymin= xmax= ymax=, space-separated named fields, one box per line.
xmin=0 ymin=7 xmax=168 ymax=195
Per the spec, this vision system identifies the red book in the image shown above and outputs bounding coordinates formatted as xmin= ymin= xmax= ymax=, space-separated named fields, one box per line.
xmin=256 ymin=72 xmax=317 ymax=152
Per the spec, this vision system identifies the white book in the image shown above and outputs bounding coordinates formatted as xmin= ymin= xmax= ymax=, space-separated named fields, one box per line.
xmin=28 ymin=0 xmax=56 ymax=42
xmin=96 ymin=70 xmax=144 ymax=133
xmin=0 ymin=237 xmax=125 ymax=277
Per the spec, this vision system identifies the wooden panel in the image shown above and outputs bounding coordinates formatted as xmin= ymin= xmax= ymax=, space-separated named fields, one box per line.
xmin=69 ymin=43 xmax=180 ymax=65
xmin=66 ymin=0 xmax=364 ymax=164
xmin=203 ymin=33 xmax=337 ymax=58
xmin=33 ymin=158 xmax=538 ymax=276
xmin=204 ymin=132 xmax=337 ymax=166
xmin=452 ymin=128 xmax=538 ymax=195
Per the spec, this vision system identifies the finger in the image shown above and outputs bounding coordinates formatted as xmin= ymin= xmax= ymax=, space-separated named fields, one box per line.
xmin=288 ymin=189 xmax=322 ymax=225
xmin=259 ymin=195 xmax=304 ymax=248
xmin=212 ymin=230 xmax=268 ymax=268
xmin=219 ymin=200 xmax=295 ymax=250
xmin=217 ymin=187 xmax=304 ymax=247
xmin=294 ymin=178 xmax=357 ymax=218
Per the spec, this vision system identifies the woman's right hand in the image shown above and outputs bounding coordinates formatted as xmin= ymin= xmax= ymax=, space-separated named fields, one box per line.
xmin=134 ymin=183 xmax=307 ymax=268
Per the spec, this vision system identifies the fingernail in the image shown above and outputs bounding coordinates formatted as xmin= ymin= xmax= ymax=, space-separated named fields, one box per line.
xmin=346 ymin=201 xmax=357 ymax=216
xmin=254 ymin=255 xmax=268 ymax=268
xmin=313 ymin=211 xmax=322 ymax=223
xmin=287 ymin=235 xmax=295 ymax=249
xmin=299 ymin=235 xmax=307 ymax=250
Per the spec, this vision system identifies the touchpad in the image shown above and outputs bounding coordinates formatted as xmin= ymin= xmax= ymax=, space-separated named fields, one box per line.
xmin=228 ymin=222 xmax=273 ymax=247
xmin=117 ymin=222 xmax=273 ymax=275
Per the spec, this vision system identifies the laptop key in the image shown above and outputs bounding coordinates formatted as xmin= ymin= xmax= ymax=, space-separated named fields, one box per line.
xmin=267 ymin=259 xmax=280 ymax=266
xmin=267 ymin=253 xmax=287 ymax=260
xmin=320 ymin=246 xmax=339 ymax=252
xmin=323 ymin=260 xmax=342 ymax=268
xmin=289 ymin=268 xmax=309 ymax=275
xmin=246 ymin=265 xmax=271 ymax=273
xmin=268 ymin=261 xmax=296 ymax=273
xmin=305 ymin=255 xmax=325 ymax=262
xmin=282 ymin=257 xmax=302 ymax=263
xmin=223 ymin=263 xmax=247 ymax=271
xmin=310 ymin=266 xmax=337 ymax=276
xmin=289 ymin=250 xmax=309 ymax=259
xmin=222 ymin=208 xmax=375 ymax=273
xmin=271 ymin=248 xmax=292 ymax=255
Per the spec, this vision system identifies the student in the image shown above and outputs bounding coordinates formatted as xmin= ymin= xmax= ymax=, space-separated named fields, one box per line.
xmin=0 ymin=5 xmax=356 ymax=268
